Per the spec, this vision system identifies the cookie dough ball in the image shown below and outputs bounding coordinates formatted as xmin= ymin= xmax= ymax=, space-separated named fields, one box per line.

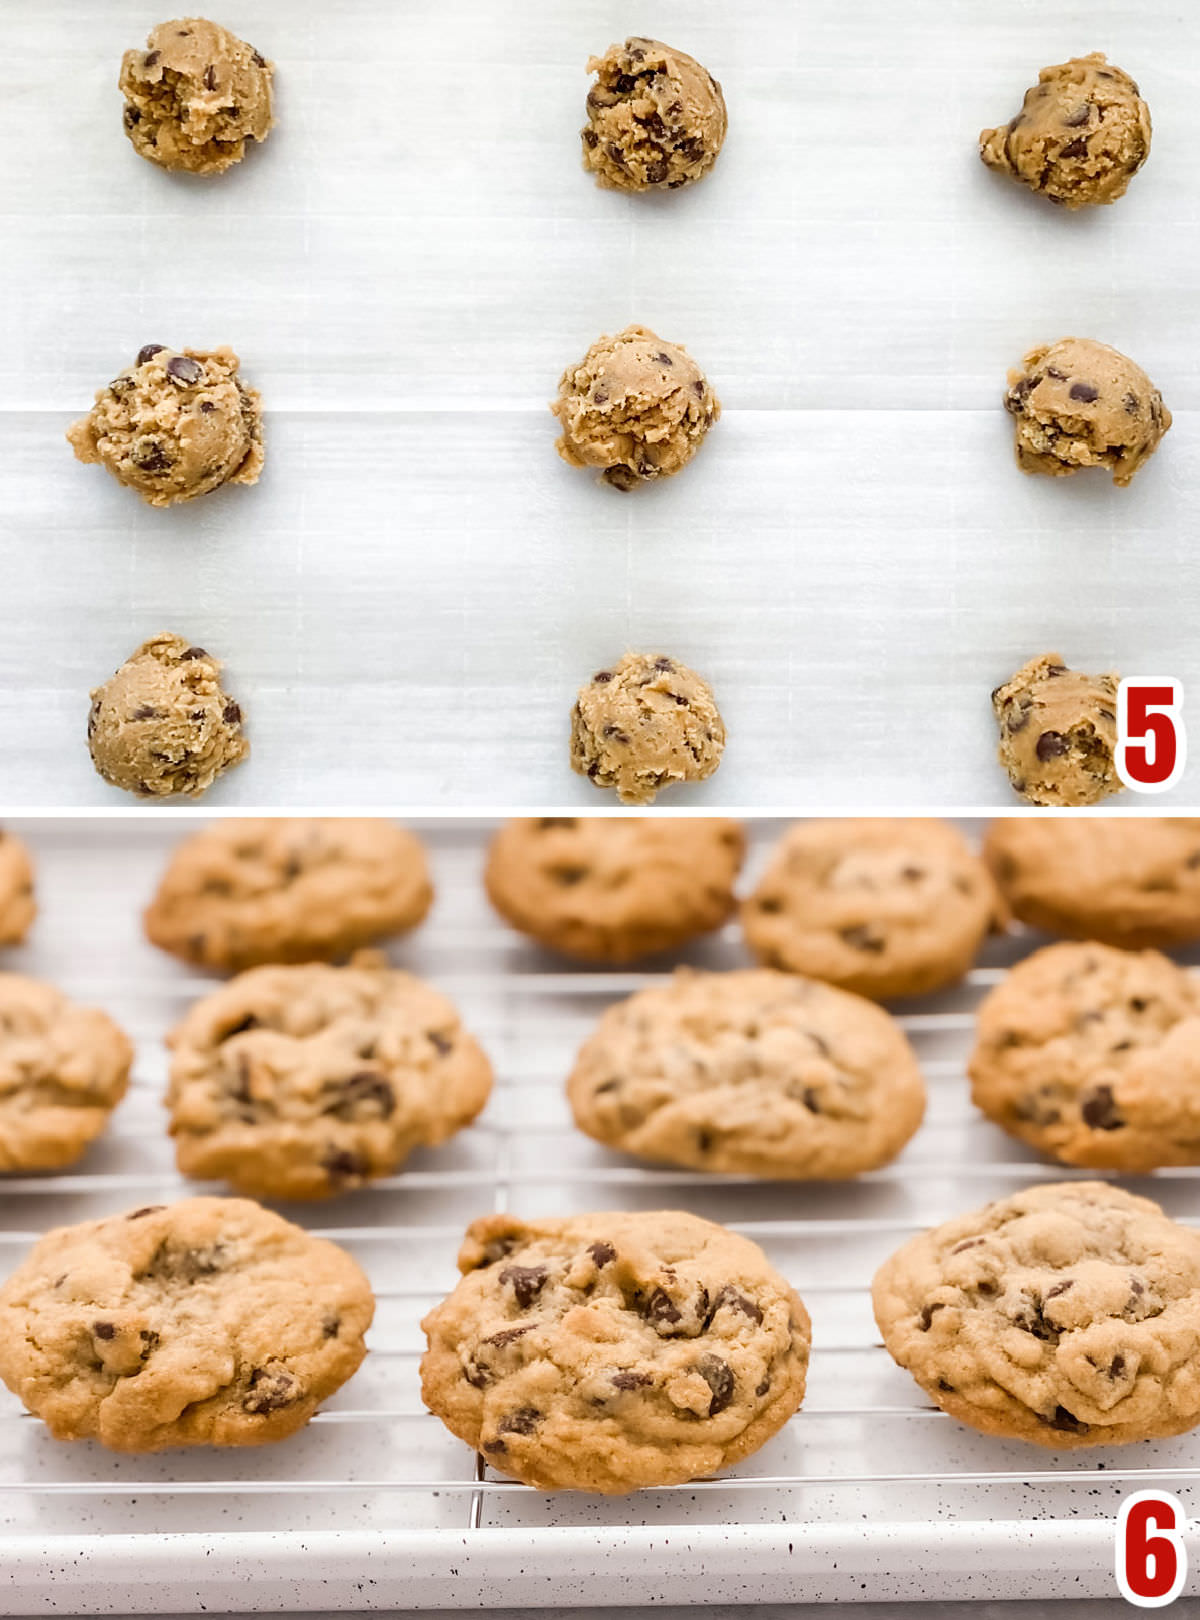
xmin=120 ymin=18 xmax=274 ymax=175
xmin=0 ymin=832 xmax=35 ymax=948
xmin=552 ymin=325 xmax=719 ymax=490
xmin=485 ymin=817 xmax=745 ymax=963
xmin=582 ymin=37 xmax=727 ymax=193
xmin=88 ymin=633 xmax=249 ymax=800
xmin=570 ymin=653 xmax=724 ymax=805
xmin=743 ymin=819 xmax=1003 ymax=1001
xmin=992 ymin=653 xmax=1121 ymax=807
xmin=68 ymin=344 xmax=264 ymax=508
xmin=980 ymin=53 xmax=1150 ymax=209
xmin=145 ymin=819 xmax=433 ymax=971
xmin=984 ymin=818 xmax=1200 ymax=949
xmin=1004 ymin=338 xmax=1169 ymax=486
xmin=968 ymin=942 xmax=1200 ymax=1173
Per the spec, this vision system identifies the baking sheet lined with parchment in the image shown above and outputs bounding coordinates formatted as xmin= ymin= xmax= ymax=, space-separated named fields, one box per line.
xmin=0 ymin=0 xmax=1197 ymax=808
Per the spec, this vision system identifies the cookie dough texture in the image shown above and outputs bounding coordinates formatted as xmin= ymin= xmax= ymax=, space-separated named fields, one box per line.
xmin=980 ymin=53 xmax=1150 ymax=209
xmin=68 ymin=344 xmax=264 ymax=507
xmin=985 ymin=819 xmax=1200 ymax=950
xmin=485 ymin=816 xmax=744 ymax=963
xmin=582 ymin=37 xmax=727 ymax=192
xmin=0 ymin=1198 xmax=373 ymax=1451
xmin=120 ymin=18 xmax=274 ymax=175
xmin=166 ymin=957 xmax=493 ymax=1200
xmin=552 ymin=326 xmax=720 ymax=490
xmin=88 ymin=633 xmax=248 ymax=799
xmin=420 ymin=1209 xmax=810 ymax=1492
xmin=0 ymin=974 xmax=133 ymax=1172
xmin=969 ymin=942 xmax=1200 ymax=1173
xmin=743 ymin=819 xmax=1002 ymax=1001
xmin=0 ymin=831 xmax=35 ymax=947
xmin=874 ymin=1182 xmax=1200 ymax=1448
xmin=145 ymin=818 xmax=433 ymax=972
xmin=992 ymin=652 xmax=1120 ymax=807
xmin=568 ymin=968 xmax=926 ymax=1178
xmin=1004 ymin=338 xmax=1169 ymax=486
xmin=571 ymin=652 xmax=724 ymax=804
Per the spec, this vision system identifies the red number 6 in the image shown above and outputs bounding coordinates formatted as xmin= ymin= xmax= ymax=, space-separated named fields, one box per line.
xmin=1116 ymin=1490 xmax=1187 ymax=1606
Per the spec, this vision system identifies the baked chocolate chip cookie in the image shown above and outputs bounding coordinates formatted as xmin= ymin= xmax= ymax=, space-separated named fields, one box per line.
xmin=0 ymin=974 xmax=133 ymax=1172
xmin=969 ymin=941 xmax=1200 ymax=1171
xmin=568 ymin=968 xmax=925 ymax=1177
xmin=145 ymin=818 xmax=433 ymax=972
xmin=166 ymin=956 xmax=493 ymax=1200
xmin=873 ymin=1182 xmax=1200 ymax=1448
xmin=0 ymin=831 xmax=35 ymax=947
xmin=485 ymin=816 xmax=744 ymax=963
xmin=0 ymin=1198 xmax=373 ymax=1451
xmin=743 ymin=819 xmax=1003 ymax=1000
xmin=421 ymin=1209 xmax=810 ymax=1492
xmin=985 ymin=818 xmax=1200 ymax=949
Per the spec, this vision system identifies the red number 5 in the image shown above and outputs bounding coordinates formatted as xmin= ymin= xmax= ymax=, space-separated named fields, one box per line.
xmin=1116 ymin=1490 xmax=1188 ymax=1606
xmin=1117 ymin=678 xmax=1186 ymax=793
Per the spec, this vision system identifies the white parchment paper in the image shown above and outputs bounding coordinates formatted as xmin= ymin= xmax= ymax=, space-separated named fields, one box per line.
xmin=0 ymin=0 xmax=1197 ymax=807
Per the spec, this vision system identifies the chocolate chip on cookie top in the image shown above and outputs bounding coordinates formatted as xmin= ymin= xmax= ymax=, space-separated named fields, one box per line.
xmin=743 ymin=818 xmax=1003 ymax=1000
xmin=166 ymin=956 xmax=493 ymax=1200
xmin=145 ymin=817 xmax=434 ymax=972
xmin=0 ymin=1197 xmax=373 ymax=1451
xmin=0 ymin=830 xmax=35 ymax=947
xmin=969 ymin=941 xmax=1200 ymax=1172
xmin=484 ymin=816 xmax=744 ymax=963
xmin=984 ymin=818 xmax=1200 ymax=949
xmin=873 ymin=1182 xmax=1200 ymax=1448
xmin=0 ymin=973 xmax=133 ymax=1172
xmin=421 ymin=1209 xmax=810 ymax=1492
xmin=568 ymin=968 xmax=925 ymax=1178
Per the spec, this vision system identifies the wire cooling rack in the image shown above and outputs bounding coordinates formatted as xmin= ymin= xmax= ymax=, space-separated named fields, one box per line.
xmin=1 ymin=816 xmax=1198 ymax=1611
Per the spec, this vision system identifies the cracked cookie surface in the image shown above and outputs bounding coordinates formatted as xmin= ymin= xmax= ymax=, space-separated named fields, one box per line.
xmin=569 ymin=968 xmax=925 ymax=1178
xmin=873 ymin=1182 xmax=1200 ymax=1447
xmin=88 ymin=632 xmax=248 ymax=799
xmin=984 ymin=819 xmax=1200 ymax=949
xmin=552 ymin=325 xmax=720 ymax=489
xmin=485 ymin=816 xmax=744 ymax=963
xmin=992 ymin=652 xmax=1120 ymax=806
xmin=743 ymin=819 xmax=1003 ymax=1000
xmin=582 ymin=37 xmax=726 ymax=192
xmin=0 ymin=1197 xmax=372 ymax=1451
xmin=570 ymin=653 xmax=724 ymax=804
xmin=68 ymin=344 xmax=263 ymax=507
xmin=0 ymin=831 xmax=35 ymax=947
xmin=980 ymin=53 xmax=1150 ymax=209
xmin=421 ymin=1209 xmax=810 ymax=1492
xmin=969 ymin=942 xmax=1200 ymax=1171
xmin=1004 ymin=337 xmax=1169 ymax=486
xmin=0 ymin=974 xmax=133 ymax=1172
xmin=145 ymin=818 xmax=433 ymax=972
xmin=120 ymin=17 xmax=274 ymax=175
xmin=166 ymin=957 xmax=493 ymax=1200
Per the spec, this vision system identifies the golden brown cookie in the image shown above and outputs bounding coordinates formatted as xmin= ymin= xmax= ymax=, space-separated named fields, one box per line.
xmin=568 ymin=968 xmax=925 ymax=1177
xmin=484 ymin=816 xmax=744 ymax=962
xmin=742 ymin=819 xmax=1003 ymax=1000
xmin=145 ymin=818 xmax=433 ymax=972
xmin=166 ymin=956 xmax=492 ymax=1199
xmin=985 ymin=818 xmax=1200 ymax=949
xmin=582 ymin=38 xmax=727 ymax=192
xmin=421 ymin=1209 xmax=809 ymax=1492
xmin=0 ymin=973 xmax=133 ymax=1172
xmin=0 ymin=831 xmax=35 ymax=947
xmin=120 ymin=18 xmax=274 ymax=175
xmin=0 ymin=1198 xmax=372 ymax=1451
xmin=969 ymin=941 xmax=1200 ymax=1171
xmin=873 ymin=1182 xmax=1200 ymax=1448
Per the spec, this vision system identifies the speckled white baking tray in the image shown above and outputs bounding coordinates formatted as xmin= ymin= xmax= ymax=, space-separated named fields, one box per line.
xmin=1 ymin=815 xmax=1199 ymax=1611
xmin=1 ymin=0 xmax=1199 ymax=808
